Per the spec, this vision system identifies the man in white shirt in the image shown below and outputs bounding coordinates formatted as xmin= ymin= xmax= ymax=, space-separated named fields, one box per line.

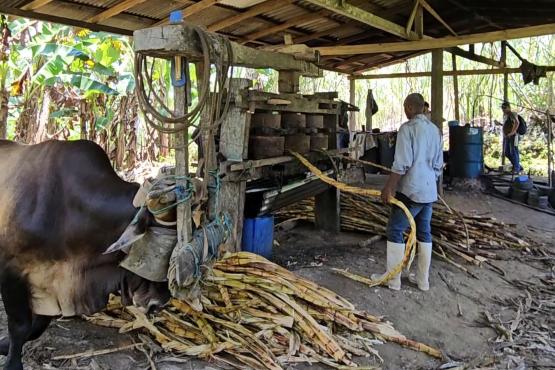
xmin=372 ymin=93 xmax=443 ymax=291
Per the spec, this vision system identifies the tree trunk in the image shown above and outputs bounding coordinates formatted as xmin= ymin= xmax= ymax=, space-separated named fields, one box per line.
xmin=34 ymin=86 xmax=51 ymax=143
xmin=115 ymin=96 xmax=128 ymax=170
xmin=79 ymin=100 xmax=87 ymax=140
xmin=0 ymin=88 xmax=8 ymax=139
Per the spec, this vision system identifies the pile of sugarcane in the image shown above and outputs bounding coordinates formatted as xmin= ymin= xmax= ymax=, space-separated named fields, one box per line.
xmin=87 ymin=252 xmax=441 ymax=369
xmin=276 ymin=193 xmax=534 ymax=276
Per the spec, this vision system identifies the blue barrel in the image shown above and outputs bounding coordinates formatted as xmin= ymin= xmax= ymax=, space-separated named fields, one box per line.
xmin=449 ymin=126 xmax=483 ymax=178
xmin=242 ymin=215 xmax=274 ymax=259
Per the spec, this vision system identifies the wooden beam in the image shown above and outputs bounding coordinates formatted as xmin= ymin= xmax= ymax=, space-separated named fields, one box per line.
xmin=349 ymin=77 xmax=357 ymax=131
xmin=134 ymin=24 xmax=322 ymax=76
xmin=154 ymin=0 xmax=222 ymax=27
xmin=304 ymin=0 xmax=418 ymax=40
xmin=87 ymin=0 xmax=146 ymax=24
xmin=452 ymin=53 xmax=460 ymax=122
xmin=405 ymin=0 xmax=419 ymax=36
xmin=447 ymin=47 xmax=503 ymax=67
xmin=419 ymin=0 xmax=457 ymax=36
xmin=0 ymin=5 xmax=134 ymax=35
xmin=349 ymin=50 xmax=428 ymax=73
xmin=414 ymin=3 xmax=423 ymax=38
xmin=21 ymin=0 xmax=54 ymax=11
xmin=315 ymin=23 xmax=555 ymax=55
xmin=293 ymin=25 xmax=347 ymax=44
xmin=431 ymin=49 xmax=443 ymax=128
xmin=242 ymin=10 xmax=326 ymax=43
xmin=349 ymin=66 xmax=555 ymax=79
xmin=207 ymin=0 xmax=292 ymax=32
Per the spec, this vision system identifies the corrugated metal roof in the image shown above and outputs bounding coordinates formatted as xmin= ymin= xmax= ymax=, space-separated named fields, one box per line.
xmin=2 ymin=0 xmax=555 ymax=73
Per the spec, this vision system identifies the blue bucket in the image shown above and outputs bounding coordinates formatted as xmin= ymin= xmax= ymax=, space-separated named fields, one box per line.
xmin=242 ymin=216 xmax=274 ymax=259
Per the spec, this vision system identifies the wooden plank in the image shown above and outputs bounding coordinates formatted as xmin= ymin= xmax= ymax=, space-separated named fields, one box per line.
xmin=133 ymin=24 xmax=321 ymax=76
xmin=242 ymin=90 xmax=339 ymax=114
xmin=242 ymin=10 xmax=327 ymax=43
xmin=351 ymin=66 xmax=555 ymax=79
xmin=174 ymin=63 xmax=192 ymax=247
xmin=293 ymin=25 xmax=346 ymax=44
xmin=315 ymin=187 xmax=341 ymax=233
xmin=21 ymin=0 xmax=54 ymax=11
xmin=452 ymin=53 xmax=460 ymax=122
xmin=431 ymin=49 xmax=443 ymax=129
xmin=154 ymin=0 xmax=223 ymax=27
xmin=414 ymin=2 xmax=424 ymax=38
xmin=405 ymin=0 xmax=419 ymax=36
xmin=304 ymin=0 xmax=418 ymax=40
xmin=0 ymin=5 xmax=134 ymax=35
xmin=87 ymin=0 xmax=146 ymax=24
xmin=220 ymin=78 xmax=252 ymax=161
xmin=447 ymin=47 xmax=503 ymax=67
xmin=349 ymin=78 xmax=357 ymax=131
xmin=207 ymin=0 xmax=292 ymax=32
xmin=315 ymin=23 xmax=555 ymax=55
xmin=219 ymin=180 xmax=246 ymax=252
xmin=419 ymin=0 xmax=458 ymax=36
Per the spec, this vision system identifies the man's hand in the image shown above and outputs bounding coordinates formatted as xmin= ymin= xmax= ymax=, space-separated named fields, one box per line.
xmin=381 ymin=185 xmax=394 ymax=204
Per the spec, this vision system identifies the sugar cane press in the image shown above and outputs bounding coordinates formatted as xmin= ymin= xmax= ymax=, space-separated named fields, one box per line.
xmin=123 ymin=18 xmax=355 ymax=299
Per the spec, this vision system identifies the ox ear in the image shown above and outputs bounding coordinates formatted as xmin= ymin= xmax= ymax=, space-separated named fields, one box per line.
xmin=104 ymin=207 xmax=149 ymax=254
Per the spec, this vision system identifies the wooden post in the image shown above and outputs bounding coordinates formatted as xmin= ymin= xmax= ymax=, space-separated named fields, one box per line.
xmin=365 ymin=89 xmax=374 ymax=131
xmin=431 ymin=49 xmax=444 ymax=196
xmin=431 ymin=49 xmax=444 ymax=129
xmin=501 ymin=41 xmax=508 ymax=168
xmin=452 ymin=53 xmax=460 ymax=122
xmin=415 ymin=2 xmax=424 ymax=39
xmin=278 ymin=71 xmax=301 ymax=94
xmin=547 ymin=109 xmax=553 ymax=188
xmin=315 ymin=107 xmax=341 ymax=233
xmin=349 ymin=77 xmax=357 ymax=131
xmin=219 ymin=78 xmax=252 ymax=251
xmin=175 ymin=60 xmax=192 ymax=247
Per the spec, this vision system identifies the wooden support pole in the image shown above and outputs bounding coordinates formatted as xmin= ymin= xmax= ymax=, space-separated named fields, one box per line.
xmin=501 ymin=41 xmax=508 ymax=168
xmin=219 ymin=78 xmax=252 ymax=252
xmin=278 ymin=71 xmax=301 ymax=94
xmin=431 ymin=49 xmax=443 ymax=129
xmin=175 ymin=60 xmax=192 ymax=248
xmin=415 ymin=2 xmax=424 ymax=39
xmin=452 ymin=53 xmax=460 ymax=122
xmin=547 ymin=109 xmax=553 ymax=188
xmin=315 ymin=23 xmax=555 ymax=55
xmin=447 ymin=46 xmax=504 ymax=68
xmin=349 ymin=77 xmax=357 ymax=131
xmin=366 ymin=89 xmax=374 ymax=131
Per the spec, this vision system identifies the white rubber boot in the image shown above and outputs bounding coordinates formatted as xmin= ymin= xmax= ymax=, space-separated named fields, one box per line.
xmin=371 ymin=241 xmax=405 ymax=290
xmin=409 ymin=242 xmax=432 ymax=291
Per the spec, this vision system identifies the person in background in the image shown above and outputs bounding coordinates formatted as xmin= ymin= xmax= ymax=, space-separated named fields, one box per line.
xmin=501 ymin=101 xmax=524 ymax=173
xmin=371 ymin=93 xmax=443 ymax=291
xmin=423 ymin=101 xmax=431 ymax=120
xmin=337 ymin=101 xmax=350 ymax=149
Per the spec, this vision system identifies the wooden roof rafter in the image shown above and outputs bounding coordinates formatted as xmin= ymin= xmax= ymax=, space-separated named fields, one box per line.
xmin=87 ymin=0 xmax=146 ymax=24
xmin=207 ymin=0 xmax=293 ymax=32
xmin=316 ymin=23 xmax=555 ymax=55
xmin=241 ymin=9 xmax=329 ymax=44
xmin=21 ymin=0 xmax=54 ymax=11
xmin=154 ymin=0 xmax=224 ymax=27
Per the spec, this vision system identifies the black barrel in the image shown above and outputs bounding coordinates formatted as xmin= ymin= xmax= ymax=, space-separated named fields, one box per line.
xmin=449 ymin=126 xmax=483 ymax=178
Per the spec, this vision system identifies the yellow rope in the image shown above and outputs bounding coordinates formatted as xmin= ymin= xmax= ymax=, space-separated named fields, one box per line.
xmin=290 ymin=152 xmax=416 ymax=287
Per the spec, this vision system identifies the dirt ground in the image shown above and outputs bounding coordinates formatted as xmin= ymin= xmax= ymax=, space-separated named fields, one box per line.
xmin=1 ymin=191 xmax=553 ymax=370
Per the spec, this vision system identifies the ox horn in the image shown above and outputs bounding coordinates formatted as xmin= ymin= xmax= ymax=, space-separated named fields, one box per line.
xmin=104 ymin=207 xmax=148 ymax=254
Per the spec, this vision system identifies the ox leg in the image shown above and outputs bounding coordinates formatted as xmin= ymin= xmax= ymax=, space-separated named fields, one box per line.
xmin=0 ymin=315 xmax=50 ymax=356
xmin=0 ymin=271 xmax=32 ymax=370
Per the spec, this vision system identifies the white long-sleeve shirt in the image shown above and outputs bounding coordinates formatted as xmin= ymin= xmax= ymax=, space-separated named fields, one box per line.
xmin=391 ymin=114 xmax=443 ymax=204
